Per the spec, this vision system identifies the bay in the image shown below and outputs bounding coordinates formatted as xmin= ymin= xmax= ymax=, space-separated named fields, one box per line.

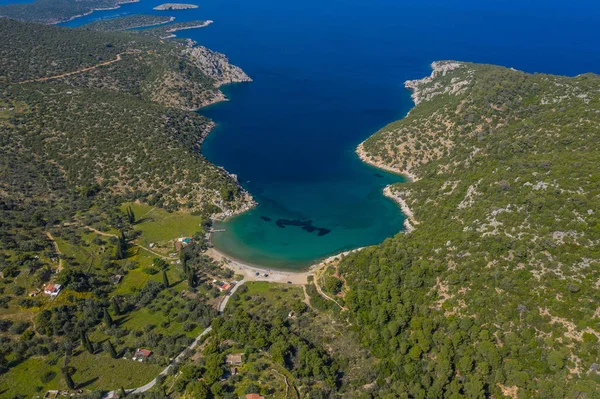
xmin=61 ymin=0 xmax=600 ymax=269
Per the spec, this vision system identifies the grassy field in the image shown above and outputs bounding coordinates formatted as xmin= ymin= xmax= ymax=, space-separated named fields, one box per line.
xmin=69 ymin=352 xmax=162 ymax=391
xmin=0 ymin=357 xmax=61 ymax=397
xmin=121 ymin=203 xmax=206 ymax=245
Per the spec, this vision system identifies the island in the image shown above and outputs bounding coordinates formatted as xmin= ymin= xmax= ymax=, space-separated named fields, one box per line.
xmin=0 ymin=0 xmax=140 ymax=24
xmin=153 ymin=3 xmax=198 ymax=10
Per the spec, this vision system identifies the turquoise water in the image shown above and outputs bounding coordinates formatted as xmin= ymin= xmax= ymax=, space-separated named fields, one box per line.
xmin=60 ymin=0 xmax=600 ymax=269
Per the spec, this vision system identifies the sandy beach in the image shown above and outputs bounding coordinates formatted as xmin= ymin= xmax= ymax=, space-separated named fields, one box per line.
xmin=206 ymin=246 xmax=365 ymax=285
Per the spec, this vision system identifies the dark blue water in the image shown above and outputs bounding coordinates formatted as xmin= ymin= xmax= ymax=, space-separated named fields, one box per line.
xmin=61 ymin=0 xmax=600 ymax=268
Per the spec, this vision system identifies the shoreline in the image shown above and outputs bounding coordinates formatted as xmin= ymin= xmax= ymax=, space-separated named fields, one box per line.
xmin=206 ymin=244 xmax=366 ymax=284
xmin=355 ymin=141 xmax=417 ymax=182
xmin=383 ymin=185 xmax=418 ymax=233
xmin=51 ymin=0 xmax=140 ymax=25
xmin=163 ymin=20 xmax=213 ymax=37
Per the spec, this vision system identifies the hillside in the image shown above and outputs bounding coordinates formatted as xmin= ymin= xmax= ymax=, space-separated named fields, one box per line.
xmin=0 ymin=18 xmax=254 ymax=214
xmin=0 ymin=0 xmax=137 ymax=24
xmin=344 ymin=62 xmax=600 ymax=397
xmin=0 ymin=17 xmax=257 ymax=396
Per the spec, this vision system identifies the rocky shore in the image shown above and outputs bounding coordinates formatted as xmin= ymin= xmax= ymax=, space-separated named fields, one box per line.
xmin=186 ymin=46 xmax=253 ymax=88
xmin=383 ymin=185 xmax=418 ymax=233
xmin=153 ymin=3 xmax=198 ymax=10
xmin=355 ymin=141 xmax=417 ymax=181
xmin=404 ymin=61 xmax=469 ymax=105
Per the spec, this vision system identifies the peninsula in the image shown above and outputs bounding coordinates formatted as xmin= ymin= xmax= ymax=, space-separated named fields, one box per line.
xmin=81 ymin=14 xmax=175 ymax=31
xmin=153 ymin=3 xmax=198 ymax=10
xmin=0 ymin=0 xmax=140 ymax=24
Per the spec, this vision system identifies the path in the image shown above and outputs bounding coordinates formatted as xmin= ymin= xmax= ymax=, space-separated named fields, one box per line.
xmin=207 ymin=247 xmax=350 ymax=309
xmin=83 ymin=226 xmax=169 ymax=260
xmin=45 ymin=232 xmax=64 ymax=272
xmin=313 ymin=269 xmax=347 ymax=311
xmin=106 ymin=280 xmax=247 ymax=396
xmin=17 ymin=51 xmax=141 ymax=84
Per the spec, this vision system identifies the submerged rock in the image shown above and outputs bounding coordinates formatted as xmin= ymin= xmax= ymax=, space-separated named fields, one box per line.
xmin=275 ymin=219 xmax=331 ymax=236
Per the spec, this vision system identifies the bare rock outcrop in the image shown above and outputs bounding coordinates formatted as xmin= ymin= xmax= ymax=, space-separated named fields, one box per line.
xmin=185 ymin=46 xmax=253 ymax=87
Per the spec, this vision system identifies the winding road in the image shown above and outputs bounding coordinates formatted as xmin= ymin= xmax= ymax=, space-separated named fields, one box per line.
xmin=106 ymin=279 xmax=247 ymax=396
xmin=17 ymin=51 xmax=143 ymax=84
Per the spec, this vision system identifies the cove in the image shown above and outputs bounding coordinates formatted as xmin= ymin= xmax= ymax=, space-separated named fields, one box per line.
xmin=60 ymin=0 xmax=600 ymax=269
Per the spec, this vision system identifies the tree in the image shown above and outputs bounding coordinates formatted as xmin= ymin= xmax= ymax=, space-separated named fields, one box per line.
xmin=105 ymin=340 xmax=118 ymax=359
xmin=111 ymin=297 xmax=121 ymax=315
xmin=80 ymin=330 xmax=93 ymax=354
xmin=162 ymin=270 xmax=169 ymax=288
xmin=187 ymin=269 xmax=196 ymax=289
xmin=115 ymin=231 xmax=127 ymax=260
xmin=126 ymin=206 xmax=135 ymax=224
xmin=104 ymin=308 xmax=113 ymax=328
xmin=62 ymin=368 xmax=75 ymax=389
xmin=119 ymin=387 xmax=127 ymax=398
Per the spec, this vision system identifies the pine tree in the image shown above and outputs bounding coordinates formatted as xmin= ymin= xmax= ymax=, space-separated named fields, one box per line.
xmin=106 ymin=340 xmax=118 ymax=359
xmin=187 ymin=269 xmax=196 ymax=289
xmin=104 ymin=308 xmax=113 ymax=327
xmin=81 ymin=331 xmax=93 ymax=354
xmin=162 ymin=269 xmax=169 ymax=288
xmin=115 ymin=231 xmax=127 ymax=260
xmin=182 ymin=258 xmax=189 ymax=274
xmin=120 ymin=387 xmax=127 ymax=398
xmin=127 ymin=206 xmax=135 ymax=224
xmin=62 ymin=368 xmax=75 ymax=389
xmin=111 ymin=296 xmax=121 ymax=315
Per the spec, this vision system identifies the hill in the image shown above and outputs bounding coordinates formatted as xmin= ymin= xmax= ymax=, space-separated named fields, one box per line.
xmin=0 ymin=0 xmax=137 ymax=24
xmin=343 ymin=62 xmax=600 ymax=397
xmin=0 ymin=17 xmax=256 ymax=395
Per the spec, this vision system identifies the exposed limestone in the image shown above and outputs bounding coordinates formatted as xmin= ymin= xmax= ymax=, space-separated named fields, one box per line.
xmin=405 ymin=61 xmax=472 ymax=105
xmin=153 ymin=3 xmax=198 ymax=10
xmin=383 ymin=185 xmax=418 ymax=232
xmin=185 ymin=46 xmax=253 ymax=88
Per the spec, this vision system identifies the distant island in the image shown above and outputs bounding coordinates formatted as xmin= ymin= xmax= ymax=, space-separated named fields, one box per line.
xmin=153 ymin=3 xmax=198 ymax=10
xmin=0 ymin=0 xmax=140 ymax=24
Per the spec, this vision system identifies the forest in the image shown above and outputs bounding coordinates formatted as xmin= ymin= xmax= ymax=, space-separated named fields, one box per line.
xmin=346 ymin=62 xmax=600 ymax=398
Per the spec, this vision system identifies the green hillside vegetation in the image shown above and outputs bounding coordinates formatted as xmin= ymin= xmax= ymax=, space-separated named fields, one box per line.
xmin=80 ymin=14 xmax=174 ymax=31
xmin=0 ymin=18 xmax=253 ymax=396
xmin=156 ymin=281 xmax=377 ymax=398
xmin=136 ymin=20 xmax=212 ymax=39
xmin=346 ymin=62 xmax=600 ymax=397
xmin=0 ymin=0 xmax=135 ymax=24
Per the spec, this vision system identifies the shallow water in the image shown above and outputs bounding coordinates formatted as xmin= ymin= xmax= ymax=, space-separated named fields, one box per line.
xmin=61 ymin=0 xmax=600 ymax=269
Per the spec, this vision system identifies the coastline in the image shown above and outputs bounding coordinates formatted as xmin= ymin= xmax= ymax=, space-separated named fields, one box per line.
xmin=162 ymin=20 xmax=214 ymax=38
xmin=206 ymin=244 xmax=366 ymax=283
xmin=383 ymin=185 xmax=418 ymax=233
xmin=51 ymin=0 xmax=140 ymax=25
xmin=355 ymin=141 xmax=417 ymax=182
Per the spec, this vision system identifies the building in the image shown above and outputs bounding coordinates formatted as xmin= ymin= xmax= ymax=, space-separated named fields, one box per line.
xmin=133 ymin=348 xmax=152 ymax=362
xmin=218 ymin=283 xmax=232 ymax=292
xmin=245 ymin=394 xmax=265 ymax=399
xmin=174 ymin=237 xmax=192 ymax=251
xmin=43 ymin=284 xmax=61 ymax=296
xmin=225 ymin=353 xmax=243 ymax=366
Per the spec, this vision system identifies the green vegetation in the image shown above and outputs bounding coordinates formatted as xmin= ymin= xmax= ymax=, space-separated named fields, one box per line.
xmin=350 ymin=61 xmax=600 ymax=397
xmin=159 ymin=282 xmax=376 ymax=398
xmin=0 ymin=18 xmax=251 ymax=397
xmin=0 ymin=0 xmax=135 ymax=24
xmin=81 ymin=15 xmax=174 ymax=31
xmin=136 ymin=20 xmax=212 ymax=40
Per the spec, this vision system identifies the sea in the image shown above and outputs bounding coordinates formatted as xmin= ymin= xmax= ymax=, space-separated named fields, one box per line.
xmin=57 ymin=0 xmax=600 ymax=269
